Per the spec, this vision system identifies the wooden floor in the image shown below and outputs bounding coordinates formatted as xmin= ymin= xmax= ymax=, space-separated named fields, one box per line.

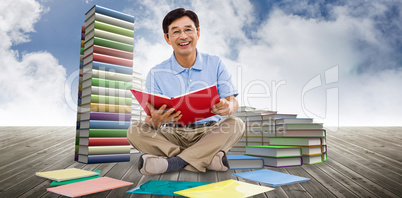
xmin=0 ymin=126 xmax=401 ymax=198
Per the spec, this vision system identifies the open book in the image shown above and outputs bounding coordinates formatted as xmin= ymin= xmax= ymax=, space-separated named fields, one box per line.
xmin=131 ymin=85 xmax=220 ymax=125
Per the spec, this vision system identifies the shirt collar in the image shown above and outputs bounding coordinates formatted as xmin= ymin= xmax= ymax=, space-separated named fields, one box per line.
xmin=170 ymin=49 xmax=203 ymax=75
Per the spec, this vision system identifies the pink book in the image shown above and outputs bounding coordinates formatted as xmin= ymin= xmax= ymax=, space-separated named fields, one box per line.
xmin=47 ymin=177 xmax=133 ymax=197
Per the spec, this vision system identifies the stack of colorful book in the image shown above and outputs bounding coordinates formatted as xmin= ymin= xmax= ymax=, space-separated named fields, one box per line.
xmin=229 ymin=106 xmax=278 ymax=153
xmin=229 ymin=106 xmax=327 ymax=166
xmin=75 ymin=26 xmax=86 ymax=156
xmin=131 ymin=71 xmax=146 ymax=123
xmin=75 ymin=5 xmax=136 ymax=163
xmin=269 ymin=117 xmax=327 ymax=165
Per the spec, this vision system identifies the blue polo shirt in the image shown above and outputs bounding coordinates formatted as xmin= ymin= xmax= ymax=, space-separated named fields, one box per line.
xmin=145 ymin=50 xmax=238 ymax=124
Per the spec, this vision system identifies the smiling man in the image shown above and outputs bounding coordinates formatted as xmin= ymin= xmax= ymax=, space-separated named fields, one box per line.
xmin=127 ymin=8 xmax=245 ymax=175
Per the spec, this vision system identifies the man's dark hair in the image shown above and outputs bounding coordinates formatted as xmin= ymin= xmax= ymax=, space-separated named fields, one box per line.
xmin=162 ymin=8 xmax=199 ymax=35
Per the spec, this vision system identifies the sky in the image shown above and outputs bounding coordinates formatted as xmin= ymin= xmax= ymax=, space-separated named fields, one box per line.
xmin=0 ymin=0 xmax=401 ymax=126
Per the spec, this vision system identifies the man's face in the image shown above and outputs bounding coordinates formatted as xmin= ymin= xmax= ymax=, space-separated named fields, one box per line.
xmin=164 ymin=16 xmax=200 ymax=58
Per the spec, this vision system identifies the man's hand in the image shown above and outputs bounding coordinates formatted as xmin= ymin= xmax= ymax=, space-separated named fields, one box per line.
xmin=145 ymin=102 xmax=182 ymax=129
xmin=211 ymin=95 xmax=239 ymax=116
xmin=211 ymin=98 xmax=232 ymax=116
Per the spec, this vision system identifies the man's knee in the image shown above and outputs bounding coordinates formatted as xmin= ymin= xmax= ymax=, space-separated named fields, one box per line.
xmin=219 ymin=116 xmax=245 ymax=136
xmin=128 ymin=122 xmax=154 ymax=138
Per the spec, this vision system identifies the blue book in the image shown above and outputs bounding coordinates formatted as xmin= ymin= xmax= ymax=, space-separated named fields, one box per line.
xmin=86 ymin=5 xmax=135 ymax=23
xmin=127 ymin=180 xmax=211 ymax=196
xmin=78 ymin=153 xmax=130 ymax=164
xmin=83 ymin=61 xmax=133 ymax=75
xmin=79 ymin=120 xmax=130 ymax=129
xmin=227 ymin=155 xmax=264 ymax=169
xmin=233 ymin=169 xmax=311 ymax=187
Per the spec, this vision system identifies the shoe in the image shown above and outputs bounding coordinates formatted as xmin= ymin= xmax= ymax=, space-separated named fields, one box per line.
xmin=138 ymin=154 xmax=168 ymax=175
xmin=206 ymin=151 xmax=230 ymax=171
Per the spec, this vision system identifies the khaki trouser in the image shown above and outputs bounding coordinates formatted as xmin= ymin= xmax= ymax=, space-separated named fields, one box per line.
xmin=127 ymin=116 xmax=245 ymax=172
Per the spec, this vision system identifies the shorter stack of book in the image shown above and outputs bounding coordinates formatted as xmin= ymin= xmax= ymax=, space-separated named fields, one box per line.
xmin=269 ymin=117 xmax=327 ymax=165
xmin=229 ymin=106 xmax=327 ymax=167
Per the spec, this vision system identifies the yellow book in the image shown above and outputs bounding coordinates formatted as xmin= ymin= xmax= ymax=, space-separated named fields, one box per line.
xmin=174 ymin=179 xmax=274 ymax=198
xmin=80 ymin=103 xmax=131 ymax=113
xmin=36 ymin=168 xmax=99 ymax=182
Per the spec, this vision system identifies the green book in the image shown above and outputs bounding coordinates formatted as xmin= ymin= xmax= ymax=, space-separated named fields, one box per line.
xmin=78 ymin=129 xmax=128 ymax=137
xmin=50 ymin=170 xmax=101 ymax=186
xmin=85 ymin=37 xmax=133 ymax=52
xmin=81 ymin=77 xmax=132 ymax=90
xmin=86 ymin=21 xmax=134 ymax=37
xmin=81 ymin=95 xmax=132 ymax=106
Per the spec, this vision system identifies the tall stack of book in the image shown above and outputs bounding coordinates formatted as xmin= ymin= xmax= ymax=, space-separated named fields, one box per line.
xmin=75 ymin=5 xmax=136 ymax=163
xmin=75 ymin=26 xmax=86 ymax=160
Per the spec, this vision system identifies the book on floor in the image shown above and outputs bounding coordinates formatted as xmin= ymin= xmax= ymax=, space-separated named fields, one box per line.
xmin=50 ymin=170 xmax=101 ymax=186
xmin=127 ymin=180 xmax=211 ymax=196
xmin=131 ymin=85 xmax=220 ymax=125
xmin=47 ymin=177 xmax=133 ymax=197
xmin=233 ymin=169 xmax=311 ymax=187
xmin=174 ymin=179 xmax=274 ymax=198
xmin=227 ymin=155 xmax=264 ymax=169
xmin=36 ymin=168 xmax=99 ymax=182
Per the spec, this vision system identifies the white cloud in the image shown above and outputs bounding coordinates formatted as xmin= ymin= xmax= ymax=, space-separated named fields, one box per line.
xmin=0 ymin=0 xmax=75 ymax=126
xmin=131 ymin=0 xmax=402 ymax=126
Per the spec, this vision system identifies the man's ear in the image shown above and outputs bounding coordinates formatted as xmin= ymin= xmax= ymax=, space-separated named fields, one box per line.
xmin=164 ymin=34 xmax=171 ymax=45
xmin=196 ymin=27 xmax=200 ymax=39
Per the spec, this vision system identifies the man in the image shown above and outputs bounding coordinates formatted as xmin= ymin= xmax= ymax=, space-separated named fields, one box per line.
xmin=127 ymin=8 xmax=244 ymax=175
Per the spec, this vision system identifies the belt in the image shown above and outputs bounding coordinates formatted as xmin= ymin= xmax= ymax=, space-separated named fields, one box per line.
xmin=163 ymin=121 xmax=217 ymax=129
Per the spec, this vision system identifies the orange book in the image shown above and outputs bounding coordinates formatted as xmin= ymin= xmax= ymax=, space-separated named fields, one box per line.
xmin=131 ymin=85 xmax=220 ymax=125
xmin=47 ymin=177 xmax=133 ymax=197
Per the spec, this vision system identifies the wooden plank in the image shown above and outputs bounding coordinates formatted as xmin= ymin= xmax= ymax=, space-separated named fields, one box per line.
xmin=198 ymin=170 xmax=218 ymax=183
xmin=105 ymin=154 xmax=141 ymax=198
xmin=328 ymin=137 xmax=402 ymax=181
xmin=0 ymin=127 xmax=75 ymax=167
xmin=327 ymin=132 xmax=402 ymax=177
xmin=334 ymin=127 xmax=402 ymax=148
xmin=0 ymin=137 xmax=75 ymax=185
xmin=327 ymin=145 xmax=402 ymax=196
xmin=315 ymin=158 xmax=399 ymax=197
xmin=285 ymin=165 xmax=337 ymax=198
xmin=19 ymin=160 xmax=92 ymax=198
xmin=0 ymin=147 xmax=76 ymax=197
xmin=1 ymin=126 xmax=402 ymax=198
xmin=0 ymin=126 xmax=39 ymax=140
xmin=327 ymin=128 xmax=402 ymax=161
xmin=0 ymin=127 xmax=71 ymax=149
xmin=273 ymin=168 xmax=312 ymax=198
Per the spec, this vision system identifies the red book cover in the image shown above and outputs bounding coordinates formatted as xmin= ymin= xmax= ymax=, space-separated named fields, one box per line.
xmin=85 ymin=45 xmax=134 ymax=60
xmin=131 ymin=85 xmax=220 ymax=125
xmin=83 ymin=53 xmax=133 ymax=67
xmin=78 ymin=137 xmax=130 ymax=146
xmin=82 ymin=26 xmax=85 ymax=33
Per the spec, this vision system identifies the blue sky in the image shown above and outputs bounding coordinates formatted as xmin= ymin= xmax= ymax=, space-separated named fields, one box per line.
xmin=1 ymin=0 xmax=402 ymax=126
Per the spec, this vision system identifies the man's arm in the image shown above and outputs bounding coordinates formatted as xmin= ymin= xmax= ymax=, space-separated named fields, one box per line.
xmin=211 ymin=95 xmax=239 ymax=116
